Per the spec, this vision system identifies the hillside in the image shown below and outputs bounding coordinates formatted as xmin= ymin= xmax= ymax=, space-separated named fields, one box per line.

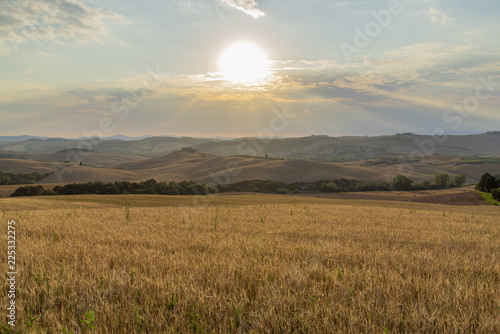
xmin=0 ymin=159 xmax=65 ymax=174
xmin=0 ymin=136 xmax=212 ymax=155
xmin=31 ymin=150 xmax=147 ymax=167
xmin=1 ymin=151 xmax=498 ymax=185
xmin=1 ymin=132 xmax=499 ymax=162
xmin=191 ymin=133 xmax=500 ymax=161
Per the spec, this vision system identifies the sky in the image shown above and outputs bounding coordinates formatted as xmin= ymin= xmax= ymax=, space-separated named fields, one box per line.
xmin=0 ymin=0 xmax=499 ymax=138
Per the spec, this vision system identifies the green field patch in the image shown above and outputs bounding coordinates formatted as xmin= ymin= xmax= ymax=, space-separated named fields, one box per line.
xmin=476 ymin=191 xmax=500 ymax=206
xmin=463 ymin=157 xmax=500 ymax=164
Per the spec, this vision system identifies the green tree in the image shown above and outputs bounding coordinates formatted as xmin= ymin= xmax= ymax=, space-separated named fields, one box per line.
xmin=476 ymin=172 xmax=498 ymax=192
xmin=10 ymin=185 xmax=44 ymax=197
xmin=392 ymin=175 xmax=413 ymax=191
xmin=187 ymin=183 xmax=208 ymax=195
xmin=492 ymin=188 xmax=500 ymax=201
xmin=434 ymin=173 xmax=451 ymax=189
xmin=451 ymin=174 xmax=467 ymax=187
xmin=103 ymin=185 xmax=120 ymax=194
xmin=320 ymin=182 xmax=338 ymax=192
xmin=276 ymin=188 xmax=288 ymax=194
xmin=0 ymin=176 xmax=12 ymax=185
xmin=263 ymin=181 xmax=283 ymax=193
xmin=422 ymin=180 xmax=432 ymax=189
xmin=40 ymin=189 xmax=57 ymax=196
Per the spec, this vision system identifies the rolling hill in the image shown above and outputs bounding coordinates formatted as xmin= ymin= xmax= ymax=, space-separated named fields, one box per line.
xmin=0 ymin=132 xmax=499 ymax=187
xmin=2 ymin=150 xmax=499 ymax=186
xmin=0 ymin=136 xmax=212 ymax=156
xmin=31 ymin=150 xmax=147 ymax=167
xmin=1 ymin=132 xmax=499 ymax=162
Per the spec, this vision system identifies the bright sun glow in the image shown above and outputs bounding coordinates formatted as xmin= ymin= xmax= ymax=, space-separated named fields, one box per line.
xmin=219 ymin=42 xmax=269 ymax=83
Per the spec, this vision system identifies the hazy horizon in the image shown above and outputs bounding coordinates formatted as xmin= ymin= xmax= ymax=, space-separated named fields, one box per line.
xmin=2 ymin=130 xmax=500 ymax=142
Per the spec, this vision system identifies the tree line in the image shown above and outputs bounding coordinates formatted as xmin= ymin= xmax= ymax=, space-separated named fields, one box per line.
xmin=391 ymin=173 xmax=466 ymax=191
xmin=10 ymin=180 xmax=218 ymax=197
xmin=9 ymin=173 xmax=467 ymax=197
xmin=0 ymin=171 xmax=47 ymax=185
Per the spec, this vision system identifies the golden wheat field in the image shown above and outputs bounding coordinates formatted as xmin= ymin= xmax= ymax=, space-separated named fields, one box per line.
xmin=0 ymin=194 xmax=499 ymax=333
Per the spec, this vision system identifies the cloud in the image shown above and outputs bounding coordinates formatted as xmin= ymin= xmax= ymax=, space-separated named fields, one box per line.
xmin=65 ymin=87 xmax=136 ymax=103
xmin=220 ymin=0 xmax=265 ymax=18
xmin=421 ymin=7 xmax=455 ymax=26
xmin=0 ymin=0 xmax=127 ymax=55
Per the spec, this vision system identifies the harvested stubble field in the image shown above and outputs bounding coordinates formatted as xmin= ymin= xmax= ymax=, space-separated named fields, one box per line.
xmin=0 ymin=194 xmax=499 ymax=333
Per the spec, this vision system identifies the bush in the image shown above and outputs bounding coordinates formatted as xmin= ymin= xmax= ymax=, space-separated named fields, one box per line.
xmin=276 ymin=188 xmax=288 ymax=194
xmin=40 ymin=189 xmax=57 ymax=196
xmin=492 ymin=188 xmax=500 ymax=201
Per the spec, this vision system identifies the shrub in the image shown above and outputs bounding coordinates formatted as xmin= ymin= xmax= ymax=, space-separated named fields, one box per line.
xmin=40 ymin=189 xmax=57 ymax=196
xmin=492 ymin=188 xmax=500 ymax=201
xmin=276 ymin=188 xmax=288 ymax=194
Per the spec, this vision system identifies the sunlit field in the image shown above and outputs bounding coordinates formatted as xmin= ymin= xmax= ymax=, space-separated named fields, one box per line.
xmin=1 ymin=194 xmax=499 ymax=333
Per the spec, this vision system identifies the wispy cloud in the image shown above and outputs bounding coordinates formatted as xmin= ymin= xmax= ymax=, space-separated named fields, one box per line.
xmin=220 ymin=0 xmax=265 ymax=18
xmin=421 ymin=7 xmax=455 ymax=26
xmin=0 ymin=0 xmax=128 ymax=55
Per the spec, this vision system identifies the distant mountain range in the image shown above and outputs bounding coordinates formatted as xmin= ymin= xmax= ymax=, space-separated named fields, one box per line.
xmin=0 ymin=132 xmax=499 ymax=162
xmin=0 ymin=135 xmax=50 ymax=142
xmin=0 ymin=134 xmax=155 ymax=142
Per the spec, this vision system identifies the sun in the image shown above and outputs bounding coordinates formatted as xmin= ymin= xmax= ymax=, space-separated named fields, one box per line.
xmin=219 ymin=42 xmax=269 ymax=83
